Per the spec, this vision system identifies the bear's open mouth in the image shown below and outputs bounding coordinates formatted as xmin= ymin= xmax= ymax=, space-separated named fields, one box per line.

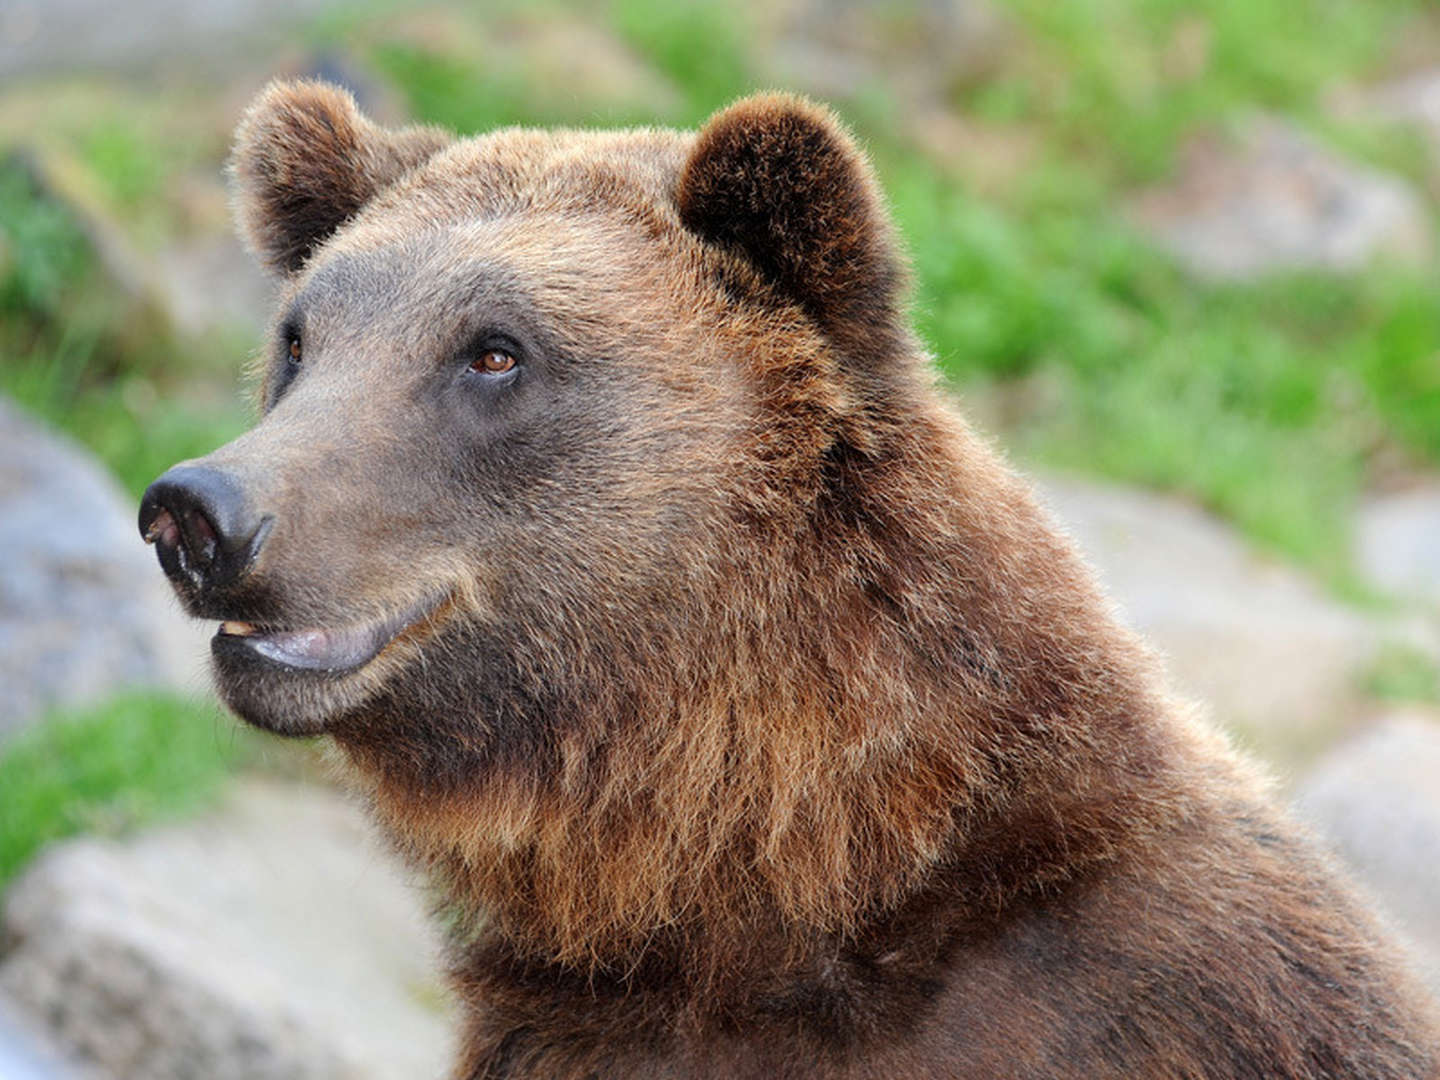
xmin=213 ymin=593 xmax=445 ymax=674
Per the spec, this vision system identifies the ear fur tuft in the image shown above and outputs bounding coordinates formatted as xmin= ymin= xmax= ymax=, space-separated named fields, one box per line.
xmin=678 ymin=93 xmax=905 ymax=360
xmin=229 ymin=79 xmax=451 ymax=276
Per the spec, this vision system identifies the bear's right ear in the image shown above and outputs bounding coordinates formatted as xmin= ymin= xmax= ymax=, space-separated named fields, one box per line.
xmin=229 ymin=80 xmax=451 ymax=276
xmin=677 ymin=94 xmax=905 ymax=363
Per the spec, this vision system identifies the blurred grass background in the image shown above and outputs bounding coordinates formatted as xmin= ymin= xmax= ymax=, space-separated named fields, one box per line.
xmin=0 ymin=692 xmax=244 ymax=889
xmin=2 ymin=0 xmax=1439 ymax=873
xmin=5 ymin=0 xmax=1438 ymax=581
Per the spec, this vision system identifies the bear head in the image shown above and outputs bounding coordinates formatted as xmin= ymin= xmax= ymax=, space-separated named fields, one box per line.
xmin=140 ymin=81 xmax=1155 ymax=973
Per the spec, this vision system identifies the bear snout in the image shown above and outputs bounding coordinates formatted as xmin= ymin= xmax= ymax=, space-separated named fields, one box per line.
xmin=140 ymin=464 xmax=272 ymax=598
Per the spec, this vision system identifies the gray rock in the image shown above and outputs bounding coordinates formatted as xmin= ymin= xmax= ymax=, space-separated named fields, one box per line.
xmin=152 ymin=231 xmax=275 ymax=339
xmin=1128 ymin=117 xmax=1431 ymax=279
xmin=0 ymin=398 xmax=210 ymax=742
xmin=1038 ymin=475 xmax=1379 ymax=760
xmin=481 ymin=15 xmax=680 ymax=119
xmin=0 ymin=0 xmax=337 ymax=81
xmin=1356 ymin=68 xmax=1440 ymax=166
xmin=345 ymin=9 xmax=679 ymax=122
xmin=768 ymin=0 xmax=1009 ymax=103
xmin=1294 ymin=712 xmax=1440 ymax=997
xmin=0 ymin=778 xmax=452 ymax=1080
xmin=1357 ymin=485 xmax=1440 ymax=607
xmin=11 ymin=144 xmax=275 ymax=342
xmin=0 ymin=995 xmax=93 ymax=1080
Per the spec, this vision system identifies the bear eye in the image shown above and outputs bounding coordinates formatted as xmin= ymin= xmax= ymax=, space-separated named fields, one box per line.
xmin=288 ymin=337 xmax=302 ymax=364
xmin=469 ymin=350 xmax=516 ymax=376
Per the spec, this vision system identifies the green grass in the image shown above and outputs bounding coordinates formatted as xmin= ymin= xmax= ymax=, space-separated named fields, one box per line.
xmin=874 ymin=0 xmax=1440 ymax=581
xmin=0 ymin=691 xmax=248 ymax=890
xmin=976 ymin=0 xmax=1428 ymax=187
xmin=612 ymin=0 xmax=1440 ymax=581
xmin=0 ymin=158 xmax=93 ymax=320
xmin=2 ymin=356 xmax=251 ymax=496
xmin=1364 ymin=644 xmax=1440 ymax=704
xmin=887 ymin=155 xmax=1440 ymax=579
xmin=79 ymin=124 xmax=170 ymax=211
xmin=8 ymin=0 xmax=1440 ymax=585
xmin=0 ymin=157 xmax=250 ymax=495
xmin=609 ymin=0 xmax=753 ymax=124
xmin=369 ymin=42 xmax=578 ymax=133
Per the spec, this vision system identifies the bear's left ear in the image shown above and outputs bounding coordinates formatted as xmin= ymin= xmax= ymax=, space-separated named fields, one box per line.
xmin=230 ymin=79 xmax=452 ymax=276
xmin=677 ymin=94 xmax=905 ymax=360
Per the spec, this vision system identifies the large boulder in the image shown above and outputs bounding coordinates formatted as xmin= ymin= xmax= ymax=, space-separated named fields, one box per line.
xmin=767 ymin=0 xmax=1010 ymax=104
xmin=0 ymin=995 xmax=91 ymax=1080
xmin=1128 ymin=117 xmax=1431 ymax=279
xmin=1353 ymin=67 xmax=1440 ymax=169
xmin=1038 ymin=475 xmax=1379 ymax=762
xmin=0 ymin=0 xmax=334 ymax=80
xmin=0 ymin=398 xmax=209 ymax=743
xmin=0 ymin=778 xmax=451 ymax=1080
xmin=1357 ymin=485 xmax=1440 ymax=609
xmin=1294 ymin=712 xmax=1440 ymax=998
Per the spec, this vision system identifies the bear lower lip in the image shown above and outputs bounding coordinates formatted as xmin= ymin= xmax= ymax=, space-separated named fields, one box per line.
xmin=213 ymin=597 xmax=441 ymax=674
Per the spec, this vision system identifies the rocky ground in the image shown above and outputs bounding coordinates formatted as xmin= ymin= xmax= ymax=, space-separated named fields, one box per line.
xmin=0 ymin=400 xmax=211 ymax=743
xmin=1 ymin=780 xmax=450 ymax=1080
xmin=1297 ymin=713 xmax=1440 ymax=998
xmin=2 ymin=0 xmax=1439 ymax=1076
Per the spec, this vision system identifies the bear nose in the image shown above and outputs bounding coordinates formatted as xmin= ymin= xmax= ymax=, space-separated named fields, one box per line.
xmin=139 ymin=465 xmax=270 ymax=593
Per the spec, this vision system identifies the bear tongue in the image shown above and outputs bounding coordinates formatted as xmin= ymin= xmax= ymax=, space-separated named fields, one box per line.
xmin=246 ymin=623 xmax=390 ymax=672
xmin=214 ymin=594 xmax=442 ymax=673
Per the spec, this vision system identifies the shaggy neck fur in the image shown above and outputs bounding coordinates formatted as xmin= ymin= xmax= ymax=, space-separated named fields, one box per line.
xmin=333 ymin=343 xmax=1190 ymax=1011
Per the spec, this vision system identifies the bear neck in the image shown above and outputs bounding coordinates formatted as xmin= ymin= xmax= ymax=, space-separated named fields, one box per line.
xmin=337 ymin=392 xmax=1187 ymax=1008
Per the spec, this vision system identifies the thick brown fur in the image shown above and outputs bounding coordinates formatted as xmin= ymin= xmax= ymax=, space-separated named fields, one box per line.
xmin=677 ymin=96 xmax=904 ymax=367
xmin=230 ymin=79 xmax=451 ymax=274
xmin=157 ymin=82 xmax=1440 ymax=1077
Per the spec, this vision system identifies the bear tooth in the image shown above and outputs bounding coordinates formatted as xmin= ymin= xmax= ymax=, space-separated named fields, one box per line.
xmin=221 ymin=620 xmax=258 ymax=637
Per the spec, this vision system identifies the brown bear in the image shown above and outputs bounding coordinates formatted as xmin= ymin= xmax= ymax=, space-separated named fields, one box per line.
xmin=139 ymin=80 xmax=1440 ymax=1078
